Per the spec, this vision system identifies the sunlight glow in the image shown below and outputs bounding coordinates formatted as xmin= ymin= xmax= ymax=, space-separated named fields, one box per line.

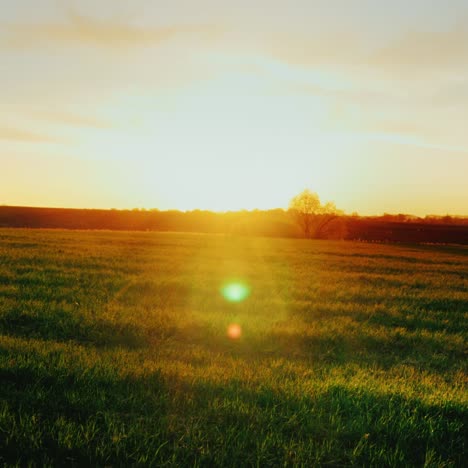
xmin=2 ymin=2 xmax=468 ymax=215
xmin=221 ymin=282 xmax=250 ymax=303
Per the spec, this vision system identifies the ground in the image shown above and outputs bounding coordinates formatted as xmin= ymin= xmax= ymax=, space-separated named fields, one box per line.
xmin=0 ymin=229 xmax=466 ymax=466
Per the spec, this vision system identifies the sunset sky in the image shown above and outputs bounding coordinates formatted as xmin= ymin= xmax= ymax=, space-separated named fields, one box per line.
xmin=1 ymin=0 xmax=468 ymax=215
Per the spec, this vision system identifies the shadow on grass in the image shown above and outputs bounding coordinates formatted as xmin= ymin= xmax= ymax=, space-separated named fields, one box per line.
xmin=169 ymin=381 xmax=467 ymax=467
xmin=2 ymin=299 xmax=464 ymax=376
xmin=1 ymin=347 xmax=464 ymax=466
xmin=266 ymin=324 xmax=466 ymax=374
xmin=363 ymin=308 xmax=467 ymax=334
xmin=161 ymin=312 xmax=466 ymax=376
xmin=288 ymin=294 xmax=467 ymax=334
xmin=326 ymin=249 xmax=468 ymax=266
xmin=402 ymin=243 xmax=468 ymax=257
xmin=0 ymin=350 xmax=169 ymax=466
xmin=0 ymin=307 xmax=149 ymax=349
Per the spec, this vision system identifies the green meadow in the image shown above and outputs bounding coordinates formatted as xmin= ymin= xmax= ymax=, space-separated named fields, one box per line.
xmin=0 ymin=228 xmax=466 ymax=466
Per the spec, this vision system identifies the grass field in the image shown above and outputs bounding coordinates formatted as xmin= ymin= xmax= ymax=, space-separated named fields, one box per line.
xmin=0 ymin=228 xmax=466 ymax=466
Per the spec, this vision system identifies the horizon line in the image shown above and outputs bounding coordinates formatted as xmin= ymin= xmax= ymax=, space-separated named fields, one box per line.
xmin=1 ymin=204 xmax=467 ymax=219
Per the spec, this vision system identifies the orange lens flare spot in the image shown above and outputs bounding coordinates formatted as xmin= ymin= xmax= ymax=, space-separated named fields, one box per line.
xmin=227 ymin=323 xmax=242 ymax=340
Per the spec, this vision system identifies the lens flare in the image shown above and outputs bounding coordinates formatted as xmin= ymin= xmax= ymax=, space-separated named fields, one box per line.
xmin=221 ymin=282 xmax=250 ymax=302
xmin=227 ymin=323 xmax=242 ymax=340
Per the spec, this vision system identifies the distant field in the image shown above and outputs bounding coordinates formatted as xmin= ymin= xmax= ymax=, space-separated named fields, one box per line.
xmin=0 ymin=229 xmax=466 ymax=466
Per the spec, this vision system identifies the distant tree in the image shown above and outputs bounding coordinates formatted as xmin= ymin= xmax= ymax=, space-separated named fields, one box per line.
xmin=289 ymin=189 xmax=344 ymax=239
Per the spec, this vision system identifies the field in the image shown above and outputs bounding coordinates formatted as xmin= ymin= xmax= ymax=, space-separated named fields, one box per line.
xmin=0 ymin=229 xmax=466 ymax=466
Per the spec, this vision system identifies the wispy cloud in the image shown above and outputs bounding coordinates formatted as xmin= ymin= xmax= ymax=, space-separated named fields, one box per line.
xmin=31 ymin=110 xmax=112 ymax=129
xmin=369 ymin=24 xmax=468 ymax=74
xmin=2 ymin=9 xmax=221 ymax=49
xmin=0 ymin=126 xmax=62 ymax=143
xmin=260 ymin=30 xmax=362 ymax=70
xmin=264 ymin=21 xmax=468 ymax=77
xmin=327 ymin=115 xmax=468 ymax=154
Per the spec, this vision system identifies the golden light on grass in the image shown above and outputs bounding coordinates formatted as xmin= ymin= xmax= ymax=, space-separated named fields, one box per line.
xmin=227 ymin=323 xmax=242 ymax=340
xmin=220 ymin=282 xmax=250 ymax=303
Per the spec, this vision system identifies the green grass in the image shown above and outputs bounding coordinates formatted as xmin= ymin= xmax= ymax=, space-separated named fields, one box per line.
xmin=0 ymin=229 xmax=466 ymax=466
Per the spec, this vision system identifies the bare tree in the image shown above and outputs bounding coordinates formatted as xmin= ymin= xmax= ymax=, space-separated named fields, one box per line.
xmin=289 ymin=189 xmax=343 ymax=239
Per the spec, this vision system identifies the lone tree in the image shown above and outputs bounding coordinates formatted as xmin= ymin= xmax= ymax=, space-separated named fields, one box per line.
xmin=289 ymin=189 xmax=343 ymax=239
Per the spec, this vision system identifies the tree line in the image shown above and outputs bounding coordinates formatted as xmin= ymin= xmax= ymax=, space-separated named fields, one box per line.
xmin=1 ymin=198 xmax=467 ymax=245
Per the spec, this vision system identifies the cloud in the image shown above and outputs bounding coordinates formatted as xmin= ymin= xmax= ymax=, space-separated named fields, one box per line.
xmin=31 ymin=110 xmax=112 ymax=129
xmin=0 ymin=126 xmax=62 ymax=143
xmin=262 ymin=20 xmax=468 ymax=78
xmin=369 ymin=24 xmax=468 ymax=74
xmin=261 ymin=30 xmax=363 ymax=70
xmin=275 ymin=78 xmax=468 ymax=151
xmin=2 ymin=9 xmax=221 ymax=49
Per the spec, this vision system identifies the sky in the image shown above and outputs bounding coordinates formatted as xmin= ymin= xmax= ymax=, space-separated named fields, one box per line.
xmin=1 ymin=0 xmax=468 ymax=215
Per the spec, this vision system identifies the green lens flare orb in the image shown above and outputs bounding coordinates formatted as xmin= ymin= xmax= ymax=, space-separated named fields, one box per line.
xmin=221 ymin=282 xmax=250 ymax=303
